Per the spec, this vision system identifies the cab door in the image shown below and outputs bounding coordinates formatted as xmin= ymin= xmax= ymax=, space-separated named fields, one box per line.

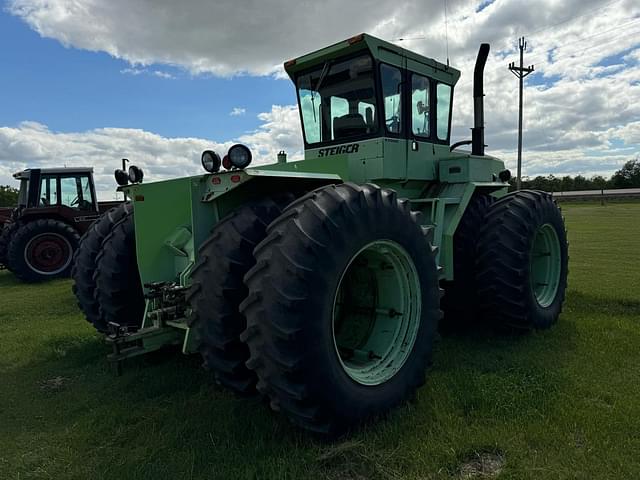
xmin=406 ymin=70 xmax=454 ymax=181
xmin=406 ymin=71 xmax=437 ymax=180
xmin=378 ymin=62 xmax=407 ymax=179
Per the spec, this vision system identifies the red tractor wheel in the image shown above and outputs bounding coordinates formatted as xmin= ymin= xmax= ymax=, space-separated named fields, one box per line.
xmin=7 ymin=219 xmax=80 ymax=282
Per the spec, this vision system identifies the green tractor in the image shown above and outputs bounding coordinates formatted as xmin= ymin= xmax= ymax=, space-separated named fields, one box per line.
xmin=73 ymin=34 xmax=568 ymax=435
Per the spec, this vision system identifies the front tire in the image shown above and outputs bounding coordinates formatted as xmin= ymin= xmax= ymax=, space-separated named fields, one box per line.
xmin=6 ymin=219 xmax=80 ymax=282
xmin=476 ymin=190 xmax=568 ymax=329
xmin=240 ymin=183 xmax=442 ymax=434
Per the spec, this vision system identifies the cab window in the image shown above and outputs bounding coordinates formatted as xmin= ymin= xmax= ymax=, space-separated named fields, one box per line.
xmin=39 ymin=176 xmax=58 ymax=207
xmin=380 ymin=64 xmax=402 ymax=134
xmin=79 ymin=175 xmax=94 ymax=209
xmin=60 ymin=177 xmax=78 ymax=207
xmin=436 ymin=83 xmax=452 ymax=140
xmin=411 ymin=74 xmax=430 ymax=137
xmin=297 ymin=54 xmax=377 ymax=145
xmin=60 ymin=175 xmax=94 ymax=209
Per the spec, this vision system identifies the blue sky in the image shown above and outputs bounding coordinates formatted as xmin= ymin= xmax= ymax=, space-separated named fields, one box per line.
xmin=0 ymin=11 xmax=295 ymax=140
xmin=0 ymin=0 xmax=638 ymax=196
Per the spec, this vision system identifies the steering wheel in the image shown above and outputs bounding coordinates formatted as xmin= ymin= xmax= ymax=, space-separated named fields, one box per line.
xmin=385 ymin=116 xmax=400 ymax=132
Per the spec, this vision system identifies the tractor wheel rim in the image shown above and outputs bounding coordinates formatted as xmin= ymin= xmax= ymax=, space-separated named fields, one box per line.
xmin=24 ymin=233 xmax=73 ymax=275
xmin=529 ymin=223 xmax=562 ymax=308
xmin=332 ymin=240 xmax=421 ymax=386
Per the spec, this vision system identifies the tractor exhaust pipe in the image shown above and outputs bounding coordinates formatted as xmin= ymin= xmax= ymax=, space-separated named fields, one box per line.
xmin=472 ymin=43 xmax=490 ymax=156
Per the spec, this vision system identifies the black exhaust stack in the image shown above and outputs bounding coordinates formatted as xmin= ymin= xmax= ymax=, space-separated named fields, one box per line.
xmin=472 ymin=43 xmax=490 ymax=156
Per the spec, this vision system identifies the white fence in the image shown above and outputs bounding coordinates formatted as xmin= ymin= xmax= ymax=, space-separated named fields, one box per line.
xmin=551 ymin=188 xmax=640 ymax=199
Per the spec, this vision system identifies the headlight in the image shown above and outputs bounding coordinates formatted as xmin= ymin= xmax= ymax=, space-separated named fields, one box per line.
xmin=201 ymin=150 xmax=221 ymax=173
xmin=227 ymin=144 xmax=252 ymax=169
xmin=114 ymin=169 xmax=129 ymax=186
xmin=128 ymin=165 xmax=144 ymax=184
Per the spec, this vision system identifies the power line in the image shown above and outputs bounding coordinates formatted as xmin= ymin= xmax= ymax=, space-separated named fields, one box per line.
xmin=455 ymin=18 xmax=640 ymax=88
xmin=395 ymin=0 xmax=625 ymax=50
xmin=522 ymin=0 xmax=624 ymax=39
xmin=521 ymin=17 xmax=640 ymax=66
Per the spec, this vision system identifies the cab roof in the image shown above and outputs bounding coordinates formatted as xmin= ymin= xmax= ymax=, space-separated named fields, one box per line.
xmin=284 ymin=33 xmax=461 ymax=86
xmin=13 ymin=167 xmax=94 ymax=180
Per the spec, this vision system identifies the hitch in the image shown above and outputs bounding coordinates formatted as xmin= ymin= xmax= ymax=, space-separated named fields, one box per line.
xmin=105 ymin=282 xmax=190 ymax=375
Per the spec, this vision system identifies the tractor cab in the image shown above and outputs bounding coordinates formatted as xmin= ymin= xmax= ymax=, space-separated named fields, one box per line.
xmin=284 ymin=33 xmax=464 ymax=184
xmin=13 ymin=167 xmax=98 ymax=212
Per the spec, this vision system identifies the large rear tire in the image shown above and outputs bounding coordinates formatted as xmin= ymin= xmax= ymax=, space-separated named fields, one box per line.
xmin=441 ymin=193 xmax=494 ymax=327
xmin=187 ymin=195 xmax=293 ymax=394
xmin=240 ymin=183 xmax=442 ymax=435
xmin=72 ymin=203 xmax=131 ymax=332
xmin=476 ymin=190 xmax=568 ymax=329
xmin=6 ymin=219 xmax=80 ymax=282
xmin=94 ymin=208 xmax=144 ymax=331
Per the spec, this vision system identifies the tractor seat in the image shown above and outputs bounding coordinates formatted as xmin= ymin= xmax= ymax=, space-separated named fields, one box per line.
xmin=333 ymin=114 xmax=367 ymax=140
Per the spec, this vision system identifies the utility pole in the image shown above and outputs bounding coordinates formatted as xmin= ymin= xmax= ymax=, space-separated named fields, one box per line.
xmin=509 ymin=37 xmax=534 ymax=190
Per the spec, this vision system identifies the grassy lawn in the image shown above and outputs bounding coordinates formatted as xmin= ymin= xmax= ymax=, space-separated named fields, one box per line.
xmin=1 ymin=201 xmax=639 ymax=479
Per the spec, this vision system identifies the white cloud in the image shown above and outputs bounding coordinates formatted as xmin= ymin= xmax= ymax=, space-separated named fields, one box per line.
xmin=120 ymin=67 xmax=145 ymax=76
xmin=4 ymin=0 xmax=640 ymax=178
xmin=229 ymin=107 xmax=246 ymax=117
xmin=152 ymin=70 xmax=174 ymax=79
xmin=120 ymin=67 xmax=174 ymax=79
xmin=0 ymin=107 xmax=303 ymax=199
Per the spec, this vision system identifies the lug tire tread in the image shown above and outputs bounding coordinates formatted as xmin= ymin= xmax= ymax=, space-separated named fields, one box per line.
xmin=72 ymin=203 xmax=132 ymax=332
xmin=476 ymin=190 xmax=569 ymax=329
xmin=94 ymin=206 xmax=144 ymax=330
xmin=187 ymin=194 xmax=294 ymax=394
xmin=240 ymin=182 xmax=442 ymax=435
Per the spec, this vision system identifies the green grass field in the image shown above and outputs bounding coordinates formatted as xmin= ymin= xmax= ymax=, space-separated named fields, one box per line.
xmin=1 ymin=201 xmax=639 ymax=480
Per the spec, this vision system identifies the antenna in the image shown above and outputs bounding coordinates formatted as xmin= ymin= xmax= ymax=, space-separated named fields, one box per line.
xmin=444 ymin=0 xmax=450 ymax=66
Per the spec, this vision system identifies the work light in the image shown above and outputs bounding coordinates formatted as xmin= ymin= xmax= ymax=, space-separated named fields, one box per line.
xmin=114 ymin=169 xmax=129 ymax=186
xmin=128 ymin=165 xmax=144 ymax=184
xmin=227 ymin=144 xmax=252 ymax=169
xmin=201 ymin=150 xmax=222 ymax=173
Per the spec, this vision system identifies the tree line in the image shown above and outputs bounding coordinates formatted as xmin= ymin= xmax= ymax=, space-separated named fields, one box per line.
xmin=509 ymin=158 xmax=640 ymax=192
xmin=0 ymin=185 xmax=18 ymax=207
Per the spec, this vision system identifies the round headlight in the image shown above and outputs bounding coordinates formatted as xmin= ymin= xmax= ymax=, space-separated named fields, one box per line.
xmin=227 ymin=144 xmax=252 ymax=169
xmin=201 ymin=150 xmax=221 ymax=173
xmin=114 ymin=169 xmax=129 ymax=186
xmin=128 ymin=165 xmax=144 ymax=184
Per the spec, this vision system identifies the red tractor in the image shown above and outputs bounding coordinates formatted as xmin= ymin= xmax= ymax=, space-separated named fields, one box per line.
xmin=0 ymin=167 xmax=121 ymax=282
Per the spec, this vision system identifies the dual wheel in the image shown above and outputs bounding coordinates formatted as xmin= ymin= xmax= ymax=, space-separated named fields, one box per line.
xmin=72 ymin=203 xmax=144 ymax=333
xmin=442 ymin=189 xmax=568 ymax=329
xmin=191 ymin=185 xmax=568 ymax=434
xmin=189 ymin=183 xmax=442 ymax=434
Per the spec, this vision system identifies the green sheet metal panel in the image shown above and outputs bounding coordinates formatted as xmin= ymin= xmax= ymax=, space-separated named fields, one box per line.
xmin=125 ymin=177 xmax=197 ymax=287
